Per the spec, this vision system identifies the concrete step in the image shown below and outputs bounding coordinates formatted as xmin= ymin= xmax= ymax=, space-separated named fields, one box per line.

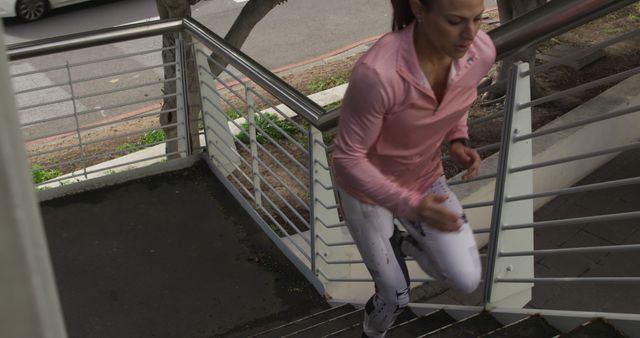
xmin=386 ymin=310 xmax=456 ymax=337
xmin=421 ymin=312 xmax=502 ymax=338
xmin=561 ymin=318 xmax=628 ymax=338
xmin=249 ymin=303 xmax=632 ymax=337
xmin=279 ymin=306 xmax=362 ymax=337
xmin=245 ymin=304 xmax=357 ymax=338
xmin=479 ymin=315 xmax=560 ymax=338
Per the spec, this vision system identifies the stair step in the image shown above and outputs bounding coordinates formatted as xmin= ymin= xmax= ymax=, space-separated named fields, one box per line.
xmin=561 ymin=318 xmax=628 ymax=338
xmin=421 ymin=312 xmax=502 ymax=338
xmin=387 ymin=310 xmax=456 ymax=337
xmin=322 ymin=308 xmax=418 ymax=337
xmin=281 ymin=307 xmax=363 ymax=337
xmin=479 ymin=315 xmax=560 ymax=338
xmin=246 ymin=304 xmax=357 ymax=338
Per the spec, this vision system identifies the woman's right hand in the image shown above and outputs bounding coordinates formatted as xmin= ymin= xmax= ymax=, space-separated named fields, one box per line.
xmin=416 ymin=194 xmax=462 ymax=232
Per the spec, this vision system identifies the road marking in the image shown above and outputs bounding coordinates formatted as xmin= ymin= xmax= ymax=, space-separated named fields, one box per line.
xmin=233 ymin=0 xmax=248 ymax=2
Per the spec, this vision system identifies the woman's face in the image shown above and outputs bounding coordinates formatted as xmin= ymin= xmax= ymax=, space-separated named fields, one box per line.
xmin=412 ymin=0 xmax=485 ymax=59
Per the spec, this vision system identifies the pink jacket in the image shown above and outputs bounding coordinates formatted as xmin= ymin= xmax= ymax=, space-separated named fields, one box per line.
xmin=332 ymin=22 xmax=496 ymax=221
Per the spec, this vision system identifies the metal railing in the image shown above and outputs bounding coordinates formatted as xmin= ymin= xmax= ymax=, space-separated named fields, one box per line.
xmin=7 ymin=0 xmax=640 ymax=323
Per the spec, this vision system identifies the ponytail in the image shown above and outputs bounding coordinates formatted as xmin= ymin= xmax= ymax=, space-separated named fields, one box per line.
xmin=391 ymin=0 xmax=431 ymax=31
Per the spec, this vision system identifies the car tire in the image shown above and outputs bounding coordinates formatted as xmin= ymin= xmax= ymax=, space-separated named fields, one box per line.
xmin=15 ymin=0 xmax=49 ymax=22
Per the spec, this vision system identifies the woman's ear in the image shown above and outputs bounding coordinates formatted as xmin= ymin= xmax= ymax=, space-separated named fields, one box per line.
xmin=409 ymin=0 xmax=425 ymax=23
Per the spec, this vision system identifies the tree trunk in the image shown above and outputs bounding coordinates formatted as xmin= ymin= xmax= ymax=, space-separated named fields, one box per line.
xmin=157 ymin=0 xmax=202 ymax=158
xmin=483 ymin=0 xmax=547 ymax=100
xmin=207 ymin=0 xmax=288 ymax=76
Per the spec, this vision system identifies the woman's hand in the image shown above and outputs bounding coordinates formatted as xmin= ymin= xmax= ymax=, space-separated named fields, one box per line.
xmin=416 ymin=194 xmax=462 ymax=232
xmin=450 ymin=142 xmax=481 ymax=181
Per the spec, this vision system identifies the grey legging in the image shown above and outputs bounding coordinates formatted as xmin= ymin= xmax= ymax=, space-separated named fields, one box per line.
xmin=338 ymin=176 xmax=481 ymax=338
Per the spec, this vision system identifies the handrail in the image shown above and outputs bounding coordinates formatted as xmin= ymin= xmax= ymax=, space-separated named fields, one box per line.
xmin=6 ymin=19 xmax=183 ymax=60
xmin=182 ymin=17 xmax=326 ymax=131
xmin=491 ymin=0 xmax=638 ymax=59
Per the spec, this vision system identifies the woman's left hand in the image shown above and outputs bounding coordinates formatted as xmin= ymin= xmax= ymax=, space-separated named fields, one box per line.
xmin=450 ymin=142 xmax=481 ymax=180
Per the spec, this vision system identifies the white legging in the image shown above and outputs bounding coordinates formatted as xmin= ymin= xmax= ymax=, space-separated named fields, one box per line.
xmin=338 ymin=176 xmax=481 ymax=338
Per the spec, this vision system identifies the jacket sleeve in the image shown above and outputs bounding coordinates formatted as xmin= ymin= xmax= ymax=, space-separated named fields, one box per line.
xmin=332 ymin=63 xmax=423 ymax=220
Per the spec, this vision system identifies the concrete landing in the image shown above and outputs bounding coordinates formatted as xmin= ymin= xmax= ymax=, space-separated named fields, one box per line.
xmin=40 ymin=161 xmax=328 ymax=338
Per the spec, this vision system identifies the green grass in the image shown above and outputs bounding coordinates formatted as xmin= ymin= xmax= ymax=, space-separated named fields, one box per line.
xmin=323 ymin=100 xmax=342 ymax=111
xmin=32 ymin=165 xmax=62 ymax=184
xmin=225 ymin=109 xmax=242 ymax=120
xmin=237 ymin=113 xmax=298 ymax=144
xmin=116 ymin=129 xmax=166 ymax=154
xmin=306 ymin=75 xmax=348 ymax=93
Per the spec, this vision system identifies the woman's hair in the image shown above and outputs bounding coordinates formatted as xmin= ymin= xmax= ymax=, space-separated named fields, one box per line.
xmin=391 ymin=0 xmax=432 ymax=31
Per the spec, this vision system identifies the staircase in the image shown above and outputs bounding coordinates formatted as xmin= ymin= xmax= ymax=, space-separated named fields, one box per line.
xmin=237 ymin=304 xmax=627 ymax=338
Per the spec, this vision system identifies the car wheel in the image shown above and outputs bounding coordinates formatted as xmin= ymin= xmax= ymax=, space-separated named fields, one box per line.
xmin=16 ymin=0 xmax=49 ymax=22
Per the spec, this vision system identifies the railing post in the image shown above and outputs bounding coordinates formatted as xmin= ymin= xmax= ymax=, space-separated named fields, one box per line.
xmin=66 ymin=61 xmax=87 ymax=179
xmin=194 ymin=43 xmax=240 ymax=176
xmin=484 ymin=62 xmax=535 ymax=309
xmin=246 ymin=87 xmax=262 ymax=207
xmin=0 ymin=25 xmax=67 ymax=338
xmin=309 ymin=127 xmax=369 ymax=300
xmin=175 ymin=33 xmax=191 ymax=157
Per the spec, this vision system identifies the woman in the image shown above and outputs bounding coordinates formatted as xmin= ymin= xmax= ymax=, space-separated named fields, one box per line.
xmin=331 ymin=0 xmax=495 ymax=336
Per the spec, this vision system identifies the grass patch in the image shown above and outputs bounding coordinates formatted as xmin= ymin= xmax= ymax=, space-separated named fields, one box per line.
xmin=323 ymin=100 xmax=342 ymax=111
xmin=116 ymin=129 xmax=166 ymax=154
xmin=306 ymin=75 xmax=348 ymax=93
xmin=237 ymin=113 xmax=297 ymax=144
xmin=32 ymin=165 xmax=62 ymax=184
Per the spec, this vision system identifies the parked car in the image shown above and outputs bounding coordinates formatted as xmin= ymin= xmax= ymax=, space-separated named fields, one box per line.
xmin=0 ymin=0 xmax=94 ymax=22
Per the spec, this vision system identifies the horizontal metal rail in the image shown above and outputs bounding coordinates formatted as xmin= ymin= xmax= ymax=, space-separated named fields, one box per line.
xmin=489 ymin=0 xmax=638 ymax=59
xmin=525 ymin=28 xmax=640 ymax=76
xmin=14 ymin=81 xmax=70 ymax=95
xmin=503 ymin=211 xmax=640 ymax=231
xmin=462 ymin=200 xmax=494 ymax=209
xmin=448 ymin=172 xmax=497 ymax=186
xmin=315 ymin=218 xmax=346 ymax=229
xmin=511 ymin=141 xmax=640 ymax=173
xmin=496 ymin=277 xmax=640 ymax=283
xmin=520 ymin=66 xmax=640 ymax=109
xmin=316 ymin=269 xmax=436 ymax=283
xmin=18 ymin=97 xmax=72 ymax=111
xmin=506 ymin=176 xmax=640 ymax=202
xmin=68 ymin=45 xmax=174 ymax=68
xmin=500 ymin=243 xmax=640 ymax=257
xmin=73 ymin=62 xmax=175 ymax=84
xmin=514 ymin=103 xmax=640 ymax=142
xmin=468 ymin=110 xmax=505 ymax=127
xmin=7 ymin=19 xmax=184 ymax=60
xmin=74 ymin=77 xmax=172 ymax=101
xmin=11 ymin=64 xmax=68 ymax=78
